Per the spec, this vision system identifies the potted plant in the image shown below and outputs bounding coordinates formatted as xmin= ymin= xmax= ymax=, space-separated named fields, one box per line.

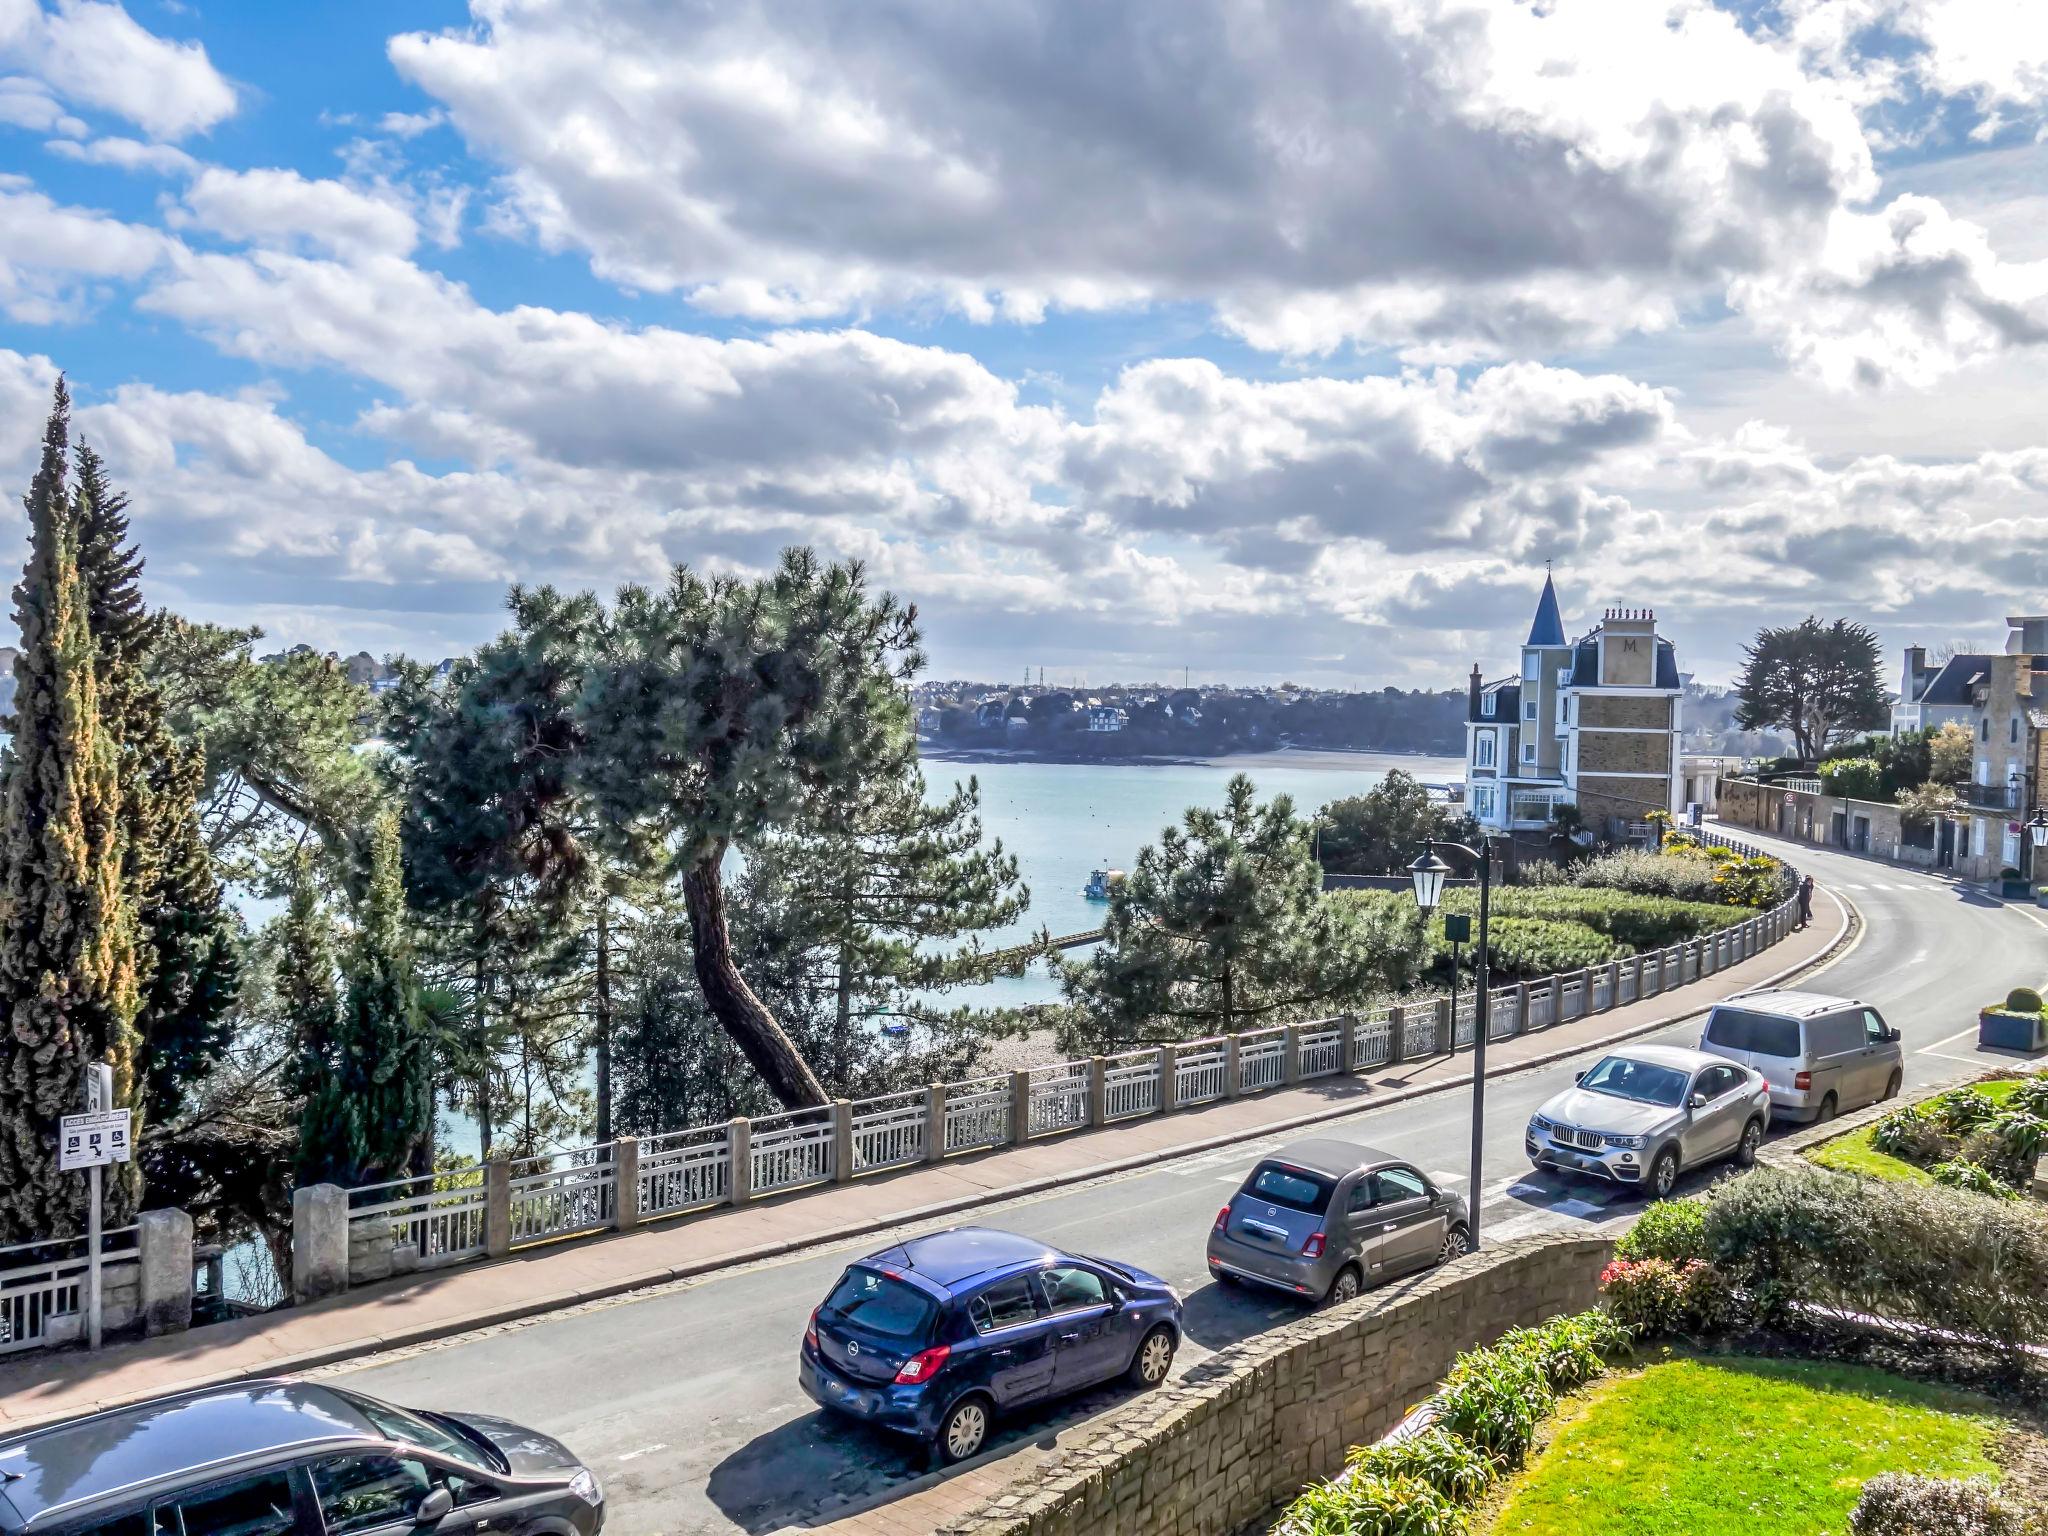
xmin=1999 ymin=866 xmax=2031 ymax=898
xmin=1978 ymin=986 xmax=2048 ymax=1052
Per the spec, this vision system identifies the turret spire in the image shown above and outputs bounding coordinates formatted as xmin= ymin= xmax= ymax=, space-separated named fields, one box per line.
xmin=1526 ymin=571 xmax=1566 ymax=647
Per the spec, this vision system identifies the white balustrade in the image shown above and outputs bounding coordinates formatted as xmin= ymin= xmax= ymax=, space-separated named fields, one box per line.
xmin=0 ymin=1229 xmax=136 ymax=1357
xmin=347 ymin=1169 xmax=488 ymax=1269
xmin=1297 ymin=1025 xmax=1344 ymax=1078
xmin=750 ymin=1110 xmax=835 ymax=1195
xmin=1175 ymin=1039 xmax=1228 ymax=1105
xmin=638 ymin=1126 xmax=731 ymax=1215
xmin=849 ymin=1091 xmax=927 ymax=1172
xmin=1353 ymin=1014 xmax=1396 ymax=1069
xmin=1103 ymin=1052 xmax=1162 ymax=1119
xmin=508 ymin=1147 xmax=617 ymax=1245
xmin=943 ymin=1076 xmax=1012 ymax=1152
xmin=1025 ymin=1061 xmax=1090 ymax=1134
xmin=1236 ymin=1028 xmax=1286 ymax=1092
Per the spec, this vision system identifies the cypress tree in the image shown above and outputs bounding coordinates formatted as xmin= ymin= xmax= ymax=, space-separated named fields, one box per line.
xmin=339 ymin=813 xmax=429 ymax=1183
xmin=280 ymin=858 xmax=350 ymax=1187
xmin=73 ymin=443 xmax=238 ymax=1129
xmin=0 ymin=382 xmax=142 ymax=1239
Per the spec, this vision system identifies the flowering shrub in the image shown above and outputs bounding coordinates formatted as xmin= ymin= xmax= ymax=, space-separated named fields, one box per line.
xmin=1848 ymin=1474 xmax=2034 ymax=1536
xmin=1599 ymin=1257 xmax=1747 ymax=1339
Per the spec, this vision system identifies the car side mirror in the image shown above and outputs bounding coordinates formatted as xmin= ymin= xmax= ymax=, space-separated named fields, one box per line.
xmin=1573 ymin=1070 xmax=1585 ymax=1084
xmin=1886 ymin=1029 xmax=1901 ymax=1043
xmin=1689 ymin=1093 xmax=1708 ymax=1111
xmin=415 ymin=1489 xmax=453 ymax=1526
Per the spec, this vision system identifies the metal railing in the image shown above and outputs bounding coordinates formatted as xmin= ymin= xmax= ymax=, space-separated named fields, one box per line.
xmin=639 ymin=1125 xmax=731 ymax=1217
xmin=347 ymin=1169 xmax=488 ymax=1270
xmin=1103 ymin=1052 xmax=1162 ymax=1119
xmin=309 ymin=828 xmax=1802 ymax=1297
xmin=0 ymin=1228 xmax=136 ymax=1357
xmin=508 ymin=1146 xmax=617 ymax=1246
xmin=849 ymin=1090 xmax=927 ymax=1173
xmin=750 ymin=1109 xmax=835 ymax=1195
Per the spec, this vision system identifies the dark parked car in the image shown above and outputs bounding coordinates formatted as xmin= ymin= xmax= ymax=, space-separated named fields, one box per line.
xmin=1205 ymin=1138 xmax=1471 ymax=1304
xmin=0 ymin=1381 xmax=602 ymax=1536
xmin=799 ymin=1227 xmax=1183 ymax=1464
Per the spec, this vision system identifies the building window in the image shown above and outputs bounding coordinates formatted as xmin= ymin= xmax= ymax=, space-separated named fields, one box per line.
xmin=1472 ymin=785 xmax=1496 ymax=820
xmin=1522 ymin=652 xmax=1540 ymax=681
xmin=1481 ymin=692 xmax=1495 ymax=718
xmin=1522 ymin=743 xmax=1536 ymax=764
xmin=1524 ymin=700 xmax=1537 ymax=721
xmin=1981 ymin=717 xmax=1989 ymax=741
xmin=2012 ymin=717 xmax=2020 ymax=744
xmin=1475 ymin=733 xmax=1496 ymax=768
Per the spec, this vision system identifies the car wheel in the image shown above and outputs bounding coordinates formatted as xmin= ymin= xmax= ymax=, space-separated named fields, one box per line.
xmin=934 ymin=1395 xmax=992 ymax=1465
xmin=1127 ymin=1325 xmax=1176 ymax=1388
xmin=1816 ymin=1093 xmax=1838 ymax=1124
xmin=1882 ymin=1071 xmax=1902 ymax=1101
xmin=1439 ymin=1225 xmax=1471 ymax=1266
xmin=1324 ymin=1265 xmax=1364 ymax=1308
xmin=1735 ymin=1118 xmax=1764 ymax=1167
xmin=1647 ymin=1147 xmax=1679 ymax=1199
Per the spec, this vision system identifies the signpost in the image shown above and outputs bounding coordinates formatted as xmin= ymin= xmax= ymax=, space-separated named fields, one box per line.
xmin=59 ymin=1065 xmax=127 ymax=1350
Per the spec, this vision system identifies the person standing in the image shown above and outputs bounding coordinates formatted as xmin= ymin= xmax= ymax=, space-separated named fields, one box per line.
xmin=1795 ymin=873 xmax=1815 ymax=929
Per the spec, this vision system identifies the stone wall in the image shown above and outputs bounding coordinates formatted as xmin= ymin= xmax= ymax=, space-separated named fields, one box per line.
xmin=935 ymin=1234 xmax=1613 ymax=1536
xmin=1577 ymin=695 xmax=1671 ymax=731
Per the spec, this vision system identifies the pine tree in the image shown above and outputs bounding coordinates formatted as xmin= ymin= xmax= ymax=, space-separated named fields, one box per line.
xmin=72 ymin=443 xmax=238 ymax=1128
xmin=0 ymin=382 xmax=142 ymax=1239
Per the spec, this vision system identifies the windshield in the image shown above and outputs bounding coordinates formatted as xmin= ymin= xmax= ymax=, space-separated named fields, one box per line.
xmin=1704 ymin=1008 xmax=1801 ymax=1059
xmin=1579 ymin=1055 xmax=1688 ymax=1108
xmin=335 ymin=1392 xmax=504 ymax=1474
xmin=1243 ymin=1162 xmax=1335 ymax=1214
xmin=823 ymin=1266 xmax=936 ymax=1340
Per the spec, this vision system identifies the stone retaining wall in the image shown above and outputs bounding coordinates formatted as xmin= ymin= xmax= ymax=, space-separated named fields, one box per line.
xmin=934 ymin=1233 xmax=1613 ymax=1536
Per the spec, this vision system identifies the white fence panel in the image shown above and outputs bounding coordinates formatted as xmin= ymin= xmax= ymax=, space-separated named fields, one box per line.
xmin=508 ymin=1148 xmax=617 ymax=1245
xmin=1400 ymin=1008 xmax=1437 ymax=1058
xmin=1298 ymin=1025 xmax=1344 ymax=1079
xmin=348 ymin=1170 xmax=487 ymax=1269
xmin=850 ymin=1091 xmax=927 ymax=1172
xmin=751 ymin=1110 xmax=835 ymax=1194
xmin=1353 ymin=1015 xmax=1395 ymax=1069
xmin=1026 ymin=1061 xmax=1090 ymax=1135
xmin=0 ymin=1229 xmax=136 ymax=1357
xmin=1176 ymin=1040 xmax=1228 ymax=1105
xmin=1237 ymin=1029 xmax=1286 ymax=1093
xmin=1103 ymin=1053 xmax=1161 ymax=1119
xmin=639 ymin=1126 xmax=731 ymax=1215
xmin=943 ymin=1077 xmax=1011 ymax=1153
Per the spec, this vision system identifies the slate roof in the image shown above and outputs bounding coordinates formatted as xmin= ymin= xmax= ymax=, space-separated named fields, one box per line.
xmin=1526 ymin=574 xmax=1566 ymax=647
xmin=1916 ymin=654 xmax=1995 ymax=706
xmin=1565 ymin=636 xmax=1680 ymax=690
xmin=1471 ymin=680 xmax=1520 ymax=724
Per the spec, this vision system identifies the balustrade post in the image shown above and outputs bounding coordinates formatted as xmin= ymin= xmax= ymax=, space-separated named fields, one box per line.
xmin=1010 ymin=1069 xmax=1032 ymax=1145
xmin=138 ymin=1207 xmax=194 ymax=1337
xmin=924 ymin=1084 xmax=946 ymax=1163
xmin=291 ymin=1184 xmax=348 ymax=1303
xmin=1158 ymin=1043 xmax=1180 ymax=1113
xmin=1576 ymin=968 xmax=1593 ymax=1019
xmin=1088 ymin=1056 xmax=1108 ymax=1124
xmin=1436 ymin=996 xmax=1452 ymax=1047
xmin=483 ymin=1159 xmax=512 ymax=1258
xmin=1225 ymin=1035 xmax=1243 ymax=1098
xmin=1512 ymin=982 xmax=1531 ymax=1035
xmin=1386 ymin=1007 xmax=1405 ymax=1066
xmin=1281 ymin=1024 xmax=1301 ymax=1086
xmin=728 ymin=1118 xmax=752 ymax=1206
xmin=1631 ymin=954 xmax=1647 ymax=998
xmin=832 ymin=1100 xmax=854 ymax=1184
xmin=614 ymin=1137 xmax=640 ymax=1231
xmin=1546 ymin=973 xmax=1563 ymax=1027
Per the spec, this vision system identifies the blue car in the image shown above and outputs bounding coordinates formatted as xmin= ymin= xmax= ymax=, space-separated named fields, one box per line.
xmin=799 ymin=1227 xmax=1183 ymax=1463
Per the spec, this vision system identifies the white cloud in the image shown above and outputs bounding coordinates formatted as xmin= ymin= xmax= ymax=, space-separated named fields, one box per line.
xmin=44 ymin=132 xmax=196 ymax=173
xmin=1 ymin=0 xmax=234 ymax=140
xmin=0 ymin=179 xmax=169 ymax=321
xmin=177 ymin=166 xmax=420 ymax=257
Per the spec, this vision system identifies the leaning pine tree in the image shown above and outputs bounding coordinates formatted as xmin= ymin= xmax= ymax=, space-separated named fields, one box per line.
xmin=0 ymin=382 xmax=142 ymax=1240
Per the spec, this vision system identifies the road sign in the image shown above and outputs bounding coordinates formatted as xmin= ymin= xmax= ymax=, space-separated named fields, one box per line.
xmin=60 ymin=1108 xmax=131 ymax=1171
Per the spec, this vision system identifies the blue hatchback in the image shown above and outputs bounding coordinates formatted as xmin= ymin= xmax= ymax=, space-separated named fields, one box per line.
xmin=798 ymin=1227 xmax=1183 ymax=1463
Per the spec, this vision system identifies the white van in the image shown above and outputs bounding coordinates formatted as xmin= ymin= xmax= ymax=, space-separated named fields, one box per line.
xmin=1696 ymin=989 xmax=1904 ymax=1123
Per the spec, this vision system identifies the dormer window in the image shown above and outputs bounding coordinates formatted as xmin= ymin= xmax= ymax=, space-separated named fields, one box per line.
xmin=1481 ymin=692 xmax=1496 ymax=718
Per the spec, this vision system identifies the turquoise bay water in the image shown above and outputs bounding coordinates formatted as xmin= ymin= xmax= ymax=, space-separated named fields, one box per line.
xmin=920 ymin=747 xmax=1465 ymax=1011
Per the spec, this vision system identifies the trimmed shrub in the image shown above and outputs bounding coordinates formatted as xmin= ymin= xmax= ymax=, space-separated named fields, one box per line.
xmin=1572 ymin=849 xmax=1725 ymax=905
xmin=1346 ymin=1428 xmax=1496 ymax=1505
xmin=1474 ymin=886 xmax=1741 ymax=948
xmin=1617 ymin=1197 xmax=1708 ymax=1263
xmin=1820 ymin=757 xmax=1885 ymax=800
xmin=2004 ymin=987 xmax=2044 ymax=1014
xmin=1288 ymin=1472 xmax=1470 ymax=1536
xmin=1848 ymin=1474 xmax=2034 ymax=1536
xmin=1702 ymin=1164 xmax=2048 ymax=1362
xmin=1599 ymin=1257 xmax=1747 ymax=1338
xmin=1931 ymin=1161 xmax=2021 ymax=1200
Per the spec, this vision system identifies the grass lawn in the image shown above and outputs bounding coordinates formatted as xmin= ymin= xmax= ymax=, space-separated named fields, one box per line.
xmin=1808 ymin=1078 xmax=2023 ymax=1185
xmin=1484 ymin=1356 xmax=2005 ymax=1536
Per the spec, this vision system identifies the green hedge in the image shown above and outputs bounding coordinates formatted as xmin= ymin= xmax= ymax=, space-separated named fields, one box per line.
xmin=1473 ymin=885 xmax=1744 ymax=946
xmin=1701 ymin=1164 xmax=2048 ymax=1362
xmin=1431 ymin=913 xmax=1623 ymax=978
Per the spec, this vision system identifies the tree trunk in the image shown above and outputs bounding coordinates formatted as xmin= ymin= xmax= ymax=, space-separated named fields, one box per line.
xmin=594 ymin=896 xmax=613 ymax=1144
xmin=682 ymin=846 xmax=829 ymax=1109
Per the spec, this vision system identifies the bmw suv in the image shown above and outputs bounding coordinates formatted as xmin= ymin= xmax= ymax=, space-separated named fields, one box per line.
xmin=799 ymin=1227 xmax=1182 ymax=1464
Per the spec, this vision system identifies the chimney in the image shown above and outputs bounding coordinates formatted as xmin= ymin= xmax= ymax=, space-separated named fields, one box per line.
xmin=1468 ymin=663 xmax=1482 ymax=719
xmin=1904 ymin=645 xmax=1926 ymax=699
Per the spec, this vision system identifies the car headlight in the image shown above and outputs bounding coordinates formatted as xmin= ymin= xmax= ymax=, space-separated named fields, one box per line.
xmin=1529 ymin=1115 xmax=1553 ymax=1134
xmin=1603 ymin=1133 xmax=1647 ymax=1150
xmin=568 ymin=1469 xmax=602 ymax=1505
xmin=1165 ymin=1285 xmax=1182 ymax=1304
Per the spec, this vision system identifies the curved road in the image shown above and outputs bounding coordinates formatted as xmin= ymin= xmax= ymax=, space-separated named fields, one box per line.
xmin=330 ymin=826 xmax=2046 ymax=1534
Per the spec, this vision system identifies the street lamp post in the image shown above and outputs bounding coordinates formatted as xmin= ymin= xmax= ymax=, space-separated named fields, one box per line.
xmin=2029 ymin=808 xmax=2048 ymax=885
xmin=1408 ymin=835 xmax=1494 ymax=1250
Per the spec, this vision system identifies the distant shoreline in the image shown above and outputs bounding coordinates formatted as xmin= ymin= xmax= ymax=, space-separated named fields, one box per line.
xmin=919 ymin=742 xmax=1463 ymax=775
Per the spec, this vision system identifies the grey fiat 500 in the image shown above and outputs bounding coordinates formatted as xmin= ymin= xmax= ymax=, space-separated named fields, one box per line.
xmin=1205 ymin=1138 xmax=1471 ymax=1306
xmin=1527 ymin=1043 xmax=1771 ymax=1198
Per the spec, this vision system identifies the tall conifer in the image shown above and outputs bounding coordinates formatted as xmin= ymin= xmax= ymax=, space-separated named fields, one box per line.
xmin=0 ymin=382 xmax=142 ymax=1239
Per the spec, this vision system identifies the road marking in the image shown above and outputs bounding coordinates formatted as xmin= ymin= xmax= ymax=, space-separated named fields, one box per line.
xmin=1918 ymin=1025 xmax=1982 ymax=1055
xmin=1429 ymin=1170 xmax=1466 ymax=1184
xmin=615 ymin=1444 xmax=667 ymax=1463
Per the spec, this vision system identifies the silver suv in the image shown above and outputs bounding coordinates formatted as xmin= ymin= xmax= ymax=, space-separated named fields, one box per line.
xmin=1697 ymin=989 xmax=1904 ymax=1123
xmin=1527 ymin=1044 xmax=1771 ymax=1198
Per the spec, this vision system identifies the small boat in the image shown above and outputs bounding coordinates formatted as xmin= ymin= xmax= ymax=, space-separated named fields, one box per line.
xmin=1084 ymin=867 xmax=1125 ymax=901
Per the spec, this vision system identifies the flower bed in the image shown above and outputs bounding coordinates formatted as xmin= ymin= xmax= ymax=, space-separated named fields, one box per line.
xmin=1813 ymin=1075 xmax=2044 ymax=1197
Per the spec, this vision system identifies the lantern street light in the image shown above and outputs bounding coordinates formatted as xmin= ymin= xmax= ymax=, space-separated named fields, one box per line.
xmin=1408 ymin=834 xmax=1496 ymax=1250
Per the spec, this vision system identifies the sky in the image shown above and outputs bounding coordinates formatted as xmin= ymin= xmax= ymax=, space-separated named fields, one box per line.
xmin=5 ymin=1 xmax=2048 ymax=690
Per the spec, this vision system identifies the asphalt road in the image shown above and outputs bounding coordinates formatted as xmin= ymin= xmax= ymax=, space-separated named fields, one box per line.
xmin=331 ymin=827 xmax=2046 ymax=1535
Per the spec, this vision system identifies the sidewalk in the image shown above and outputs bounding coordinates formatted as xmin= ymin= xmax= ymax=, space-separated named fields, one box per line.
xmin=0 ymin=892 xmax=1849 ymax=1434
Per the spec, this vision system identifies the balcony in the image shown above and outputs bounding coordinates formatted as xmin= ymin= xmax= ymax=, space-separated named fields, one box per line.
xmin=1953 ymin=781 xmax=2023 ymax=813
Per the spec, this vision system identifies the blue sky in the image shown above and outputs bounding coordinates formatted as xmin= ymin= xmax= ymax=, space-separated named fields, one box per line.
xmin=6 ymin=0 xmax=2048 ymax=687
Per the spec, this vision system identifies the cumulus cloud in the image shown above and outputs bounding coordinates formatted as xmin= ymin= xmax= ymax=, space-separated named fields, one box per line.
xmin=44 ymin=132 xmax=196 ymax=173
xmin=0 ymin=178 xmax=170 ymax=320
xmin=387 ymin=0 xmax=1877 ymax=362
xmin=176 ymin=167 xmax=421 ymax=257
xmin=0 ymin=0 xmax=235 ymax=140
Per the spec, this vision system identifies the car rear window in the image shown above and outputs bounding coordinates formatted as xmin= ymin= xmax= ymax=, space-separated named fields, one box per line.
xmin=1704 ymin=1007 xmax=1801 ymax=1059
xmin=1243 ymin=1162 xmax=1335 ymax=1213
xmin=823 ymin=1266 xmax=936 ymax=1339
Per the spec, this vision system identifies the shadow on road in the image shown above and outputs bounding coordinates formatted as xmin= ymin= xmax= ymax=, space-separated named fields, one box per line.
xmin=1177 ymin=1277 xmax=1310 ymax=1352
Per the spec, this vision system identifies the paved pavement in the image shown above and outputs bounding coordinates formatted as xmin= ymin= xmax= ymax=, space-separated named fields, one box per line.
xmin=8 ymin=826 xmax=2043 ymax=1536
